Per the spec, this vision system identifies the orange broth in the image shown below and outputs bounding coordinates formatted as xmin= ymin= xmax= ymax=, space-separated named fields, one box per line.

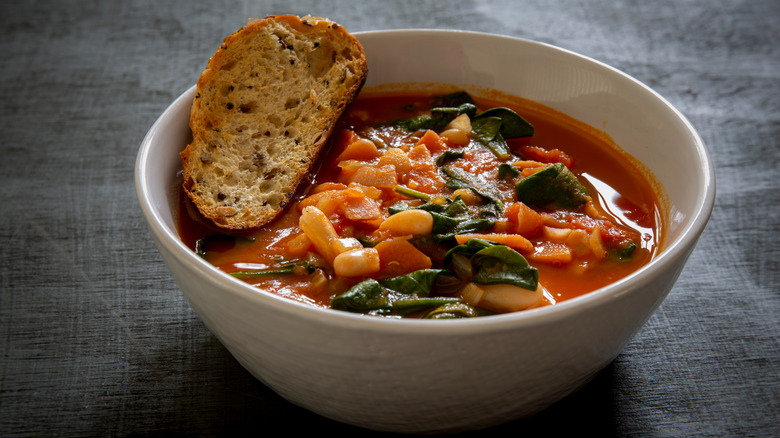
xmin=178 ymin=89 xmax=663 ymax=312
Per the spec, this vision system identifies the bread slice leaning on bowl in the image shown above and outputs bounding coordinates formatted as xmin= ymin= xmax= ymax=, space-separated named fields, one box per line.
xmin=180 ymin=15 xmax=368 ymax=230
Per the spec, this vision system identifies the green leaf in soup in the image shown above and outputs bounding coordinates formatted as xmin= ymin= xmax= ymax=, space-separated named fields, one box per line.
xmin=424 ymin=302 xmax=492 ymax=319
xmin=330 ymin=279 xmax=391 ymax=313
xmin=379 ymin=269 xmax=449 ymax=297
xmin=612 ymin=241 xmax=637 ymax=261
xmin=497 ymin=162 xmax=521 ymax=180
xmin=435 ymin=149 xmax=465 ymax=166
xmin=515 ymin=162 xmax=590 ymax=208
xmin=441 ymin=166 xmax=504 ymax=209
xmin=393 ymin=184 xmax=431 ymax=201
xmin=471 ymin=116 xmax=502 ymax=143
xmin=470 ymin=116 xmax=512 ymax=160
xmin=229 ymin=259 xmax=317 ymax=278
xmin=390 ymin=101 xmax=476 ymax=133
xmin=392 ymin=113 xmax=438 ymax=132
xmin=431 ymin=103 xmax=478 ymax=119
xmin=391 ymin=296 xmax=462 ymax=315
xmin=452 ymin=217 xmax=495 ymax=235
xmin=474 ymin=107 xmax=534 ymax=139
xmin=442 ymin=238 xmax=497 ymax=266
xmin=470 ymin=245 xmax=539 ymax=290
xmin=429 ymin=211 xmax=461 ymax=235
xmin=442 ymin=195 xmax=470 ymax=216
xmin=331 ymin=270 xmax=463 ymax=317
xmin=443 ymin=238 xmax=539 ymax=291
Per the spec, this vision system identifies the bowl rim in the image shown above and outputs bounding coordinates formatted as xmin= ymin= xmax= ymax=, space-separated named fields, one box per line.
xmin=135 ymin=29 xmax=715 ymax=334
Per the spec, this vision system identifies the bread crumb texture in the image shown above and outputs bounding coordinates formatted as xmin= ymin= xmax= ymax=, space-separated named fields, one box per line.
xmin=181 ymin=15 xmax=367 ymax=230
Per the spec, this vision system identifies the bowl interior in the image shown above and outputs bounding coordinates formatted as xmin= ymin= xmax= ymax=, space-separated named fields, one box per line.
xmin=136 ymin=29 xmax=714 ymax=322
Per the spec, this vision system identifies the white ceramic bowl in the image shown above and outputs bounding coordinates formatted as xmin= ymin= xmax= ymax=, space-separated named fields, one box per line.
xmin=135 ymin=30 xmax=714 ymax=434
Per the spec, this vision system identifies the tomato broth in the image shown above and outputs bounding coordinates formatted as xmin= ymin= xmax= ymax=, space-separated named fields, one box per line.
xmin=178 ymin=89 xmax=663 ymax=317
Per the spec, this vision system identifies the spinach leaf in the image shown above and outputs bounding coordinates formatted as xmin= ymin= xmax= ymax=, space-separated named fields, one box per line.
xmin=470 ymin=107 xmax=533 ymax=160
xmin=474 ymin=107 xmax=534 ymax=139
xmin=393 ymin=184 xmax=431 ymax=201
xmin=498 ymin=163 xmax=521 ymax=180
xmin=470 ymin=245 xmax=538 ymax=290
xmin=514 ymin=162 xmax=590 ymax=208
xmin=390 ymin=296 xmax=462 ymax=314
xmin=379 ymin=268 xmax=447 ymax=297
xmin=612 ymin=241 xmax=637 ymax=261
xmin=431 ymin=103 xmax=478 ymax=118
xmin=331 ymin=270 xmax=461 ymax=316
xmin=441 ymin=166 xmax=504 ymax=210
xmin=389 ymin=195 xmax=494 ymax=239
xmin=390 ymin=102 xmax=476 ymax=132
xmin=435 ymin=149 xmax=465 ymax=166
xmin=229 ymin=259 xmax=318 ymax=278
xmin=471 ymin=116 xmax=512 ymax=160
xmin=391 ymin=113 xmax=439 ymax=132
xmin=424 ymin=302 xmax=492 ymax=319
xmin=443 ymin=238 xmax=539 ymax=291
xmin=331 ymin=279 xmax=391 ymax=313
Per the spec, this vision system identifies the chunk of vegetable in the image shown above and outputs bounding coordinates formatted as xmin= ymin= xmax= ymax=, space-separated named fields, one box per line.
xmin=459 ymin=281 xmax=543 ymax=313
xmin=378 ymin=209 xmax=434 ymax=237
xmin=514 ymin=163 xmax=590 ymax=208
xmin=333 ymin=247 xmax=381 ymax=277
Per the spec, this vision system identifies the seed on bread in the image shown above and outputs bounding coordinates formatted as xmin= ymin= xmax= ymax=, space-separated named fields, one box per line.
xmin=180 ymin=15 xmax=368 ymax=230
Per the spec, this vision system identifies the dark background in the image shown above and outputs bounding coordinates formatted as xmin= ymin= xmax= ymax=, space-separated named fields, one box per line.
xmin=1 ymin=0 xmax=778 ymax=436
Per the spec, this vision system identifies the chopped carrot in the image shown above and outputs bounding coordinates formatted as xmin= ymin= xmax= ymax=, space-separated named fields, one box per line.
xmin=285 ymin=232 xmax=312 ymax=258
xmin=519 ymin=145 xmax=574 ymax=168
xmin=377 ymin=147 xmax=412 ymax=175
xmin=298 ymin=189 xmax=341 ymax=212
xmin=405 ymin=144 xmax=445 ymax=193
xmin=455 ymin=233 xmax=534 ymax=253
xmin=522 ymin=165 xmax=549 ymax=177
xmin=332 ymin=129 xmax=361 ymax=155
xmin=415 ymin=130 xmax=448 ymax=153
xmin=375 ymin=239 xmax=432 ymax=278
xmin=589 ymin=225 xmax=607 ymax=260
xmin=335 ymin=138 xmax=382 ymax=162
xmin=347 ymin=182 xmax=383 ymax=200
xmin=311 ymin=182 xmax=347 ymax=194
xmin=542 ymin=226 xmax=572 ymax=243
xmin=565 ymin=229 xmax=591 ymax=256
xmin=526 ymin=243 xmax=573 ymax=265
xmin=346 ymin=164 xmax=398 ymax=189
xmin=504 ymin=202 xmax=521 ymax=229
xmin=337 ymin=159 xmax=364 ymax=182
xmin=341 ymin=193 xmax=382 ymax=221
xmin=515 ymin=202 xmax=543 ymax=236
xmin=512 ymin=159 xmax=546 ymax=169
xmin=314 ymin=190 xmax=347 ymax=217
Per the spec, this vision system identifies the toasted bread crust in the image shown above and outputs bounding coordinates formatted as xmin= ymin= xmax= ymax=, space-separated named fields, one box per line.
xmin=181 ymin=15 xmax=367 ymax=230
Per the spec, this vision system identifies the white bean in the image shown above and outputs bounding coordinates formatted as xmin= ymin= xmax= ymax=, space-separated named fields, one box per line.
xmin=440 ymin=128 xmax=470 ymax=146
xmin=446 ymin=113 xmax=472 ymax=132
xmin=378 ymin=209 xmax=434 ymax=236
xmin=299 ymin=206 xmax=339 ymax=262
xmin=333 ymin=247 xmax=381 ymax=277
xmin=460 ymin=282 xmax=544 ymax=313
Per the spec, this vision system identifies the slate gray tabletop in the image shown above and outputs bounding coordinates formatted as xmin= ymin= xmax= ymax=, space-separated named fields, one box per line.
xmin=1 ymin=0 xmax=778 ymax=436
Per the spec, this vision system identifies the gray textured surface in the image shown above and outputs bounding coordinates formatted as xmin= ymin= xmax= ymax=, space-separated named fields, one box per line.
xmin=1 ymin=0 xmax=778 ymax=436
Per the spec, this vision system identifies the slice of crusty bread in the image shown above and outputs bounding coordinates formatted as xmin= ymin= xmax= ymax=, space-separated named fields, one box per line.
xmin=181 ymin=15 xmax=367 ymax=230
